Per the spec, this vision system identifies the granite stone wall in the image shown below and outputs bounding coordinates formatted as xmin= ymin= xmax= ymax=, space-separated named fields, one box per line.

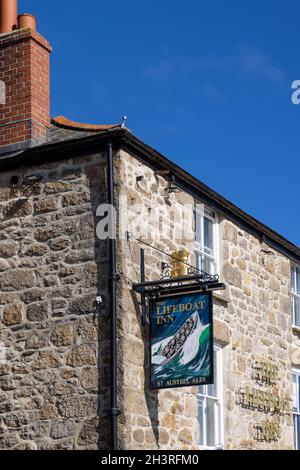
xmin=218 ymin=220 xmax=295 ymax=449
xmin=0 ymin=145 xmax=299 ymax=450
xmin=0 ymin=153 xmax=110 ymax=450
xmin=115 ymin=149 xmax=299 ymax=450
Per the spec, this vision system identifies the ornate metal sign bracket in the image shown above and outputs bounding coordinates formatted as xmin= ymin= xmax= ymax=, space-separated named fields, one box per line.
xmin=132 ymin=248 xmax=226 ymax=325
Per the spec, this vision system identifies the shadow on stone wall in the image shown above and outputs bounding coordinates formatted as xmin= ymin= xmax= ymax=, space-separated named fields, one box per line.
xmin=87 ymin=159 xmax=111 ymax=450
xmin=131 ymin=291 xmax=160 ymax=448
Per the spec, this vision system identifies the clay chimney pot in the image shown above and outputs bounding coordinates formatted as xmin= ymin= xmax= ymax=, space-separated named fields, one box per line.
xmin=18 ymin=13 xmax=36 ymax=31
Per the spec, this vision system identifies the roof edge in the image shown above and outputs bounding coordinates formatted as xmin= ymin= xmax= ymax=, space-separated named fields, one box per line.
xmin=51 ymin=116 xmax=120 ymax=132
xmin=121 ymin=133 xmax=300 ymax=263
xmin=0 ymin=127 xmax=298 ymax=263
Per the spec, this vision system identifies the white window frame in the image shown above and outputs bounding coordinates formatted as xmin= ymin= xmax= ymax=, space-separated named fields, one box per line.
xmin=293 ymin=368 xmax=300 ymax=451
xmin=197 ymin=344 xmax=224 ymax=450
xmin=292 ymin=265 xmax=300 ymax=327
xmin=195 ymin=204 xmax=219 ymax=276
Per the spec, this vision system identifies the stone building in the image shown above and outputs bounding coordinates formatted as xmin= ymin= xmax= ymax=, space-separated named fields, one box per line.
xmin=0 ymin=1 xmax=300 ymax=451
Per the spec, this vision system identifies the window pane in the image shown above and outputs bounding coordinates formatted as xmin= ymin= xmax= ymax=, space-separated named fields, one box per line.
xmin=206 ymin=398 xmax=216 ymax=447
xmin=292 ymin=296 xmax=295 ymax=324
xmin=203 ymin=255 xmax=212 ymax=275
xmin=298 ymin=376 xmax=300 ymax=412
xmin=195 ymin=253 xmax=215 ymax=275
xmin=297 ymin=268 xmax=300 ymax=295
xmin=293 ymin=374 xmax=297 ymax=411
xmin=207 ymin=350 xmax=218 ymax=397
xmin=195 ymin=207 xmax=217 ymax=277
xmin=198 ymin=384 xmax=207 ymax=396
xmin=294 ymin=296 xmax=300 ymax=327
xmin=204 ymin=246 xmax=213 ymax=256
xmin=204 ymin=217 xmax=213 ymax=252
xmin=292 ymin=268 xmax=296 ymax=292
xmin=195 ymin=253 xmax=202 ymax=272
xmin=207 ymin=383 xmax=216 ymax=398
xmin=195 ymin=211 xmax=202 ymax=246
xmin=198 ymin=347 xmax=222 ymax=448
xmin=198 ymin=397 xmax=206 ymax=446
xmin=293 ymin=373 xmax=300 ymax=450
xmin=294 ymin=414 xmax=300 ymax=450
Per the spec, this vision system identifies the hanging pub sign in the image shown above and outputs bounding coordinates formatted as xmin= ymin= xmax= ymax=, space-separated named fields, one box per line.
xmin=132 ymin=249 xmax=225 ymax=390
xmin=150 ymin=292 xmax=213 ymax=390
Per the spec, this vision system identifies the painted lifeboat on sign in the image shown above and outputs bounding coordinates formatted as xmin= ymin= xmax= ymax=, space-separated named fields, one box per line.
xmin=159 ymin=311 xmax=200 ymax=366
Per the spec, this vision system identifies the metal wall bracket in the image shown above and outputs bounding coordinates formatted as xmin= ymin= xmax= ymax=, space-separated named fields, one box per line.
xmin=132 ymin=249 xmax=225 ymax=301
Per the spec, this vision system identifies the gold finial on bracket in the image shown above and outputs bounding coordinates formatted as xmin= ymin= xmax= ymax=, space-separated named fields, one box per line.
xmin=171 ymin=250 xmax=190 ymax=278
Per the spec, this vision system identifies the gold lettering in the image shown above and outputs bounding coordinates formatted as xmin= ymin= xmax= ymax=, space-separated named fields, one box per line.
xmin=195 ymin=301 xmax=206 ymax=310
xmin=255 ymin=421 xmax=281 ymax=442
xmin=254 ymin=360 xmax=279 ymax=385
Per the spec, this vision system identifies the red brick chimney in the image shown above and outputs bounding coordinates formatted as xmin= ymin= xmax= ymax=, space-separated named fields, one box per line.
xmin=0 ymin=0 xmax=52 ymax=154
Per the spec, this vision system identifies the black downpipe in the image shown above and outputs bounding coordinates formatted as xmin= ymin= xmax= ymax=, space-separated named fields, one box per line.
xmin=107 ymin=141 xmax=119 ymax=450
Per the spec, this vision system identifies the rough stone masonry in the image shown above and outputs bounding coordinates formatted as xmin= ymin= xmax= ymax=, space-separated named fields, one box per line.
xmin=0 ymin=152 xmax=111 ymax=450
xmin=0 ymin=144 xmax=299 ymax=450
xmin=114 ymin=149 xmax=300 ymax=450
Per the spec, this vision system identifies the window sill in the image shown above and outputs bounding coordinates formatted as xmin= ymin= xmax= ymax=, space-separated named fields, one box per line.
xmin=198 ymin=445 xmax=224 ymax=451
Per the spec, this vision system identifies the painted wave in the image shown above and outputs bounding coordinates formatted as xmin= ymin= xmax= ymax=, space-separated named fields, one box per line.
xmin=151 ymin=322 xmax=211 ymax=383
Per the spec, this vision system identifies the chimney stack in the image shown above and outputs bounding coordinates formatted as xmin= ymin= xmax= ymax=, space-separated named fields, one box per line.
xmin=0 ymin=0 xmax=52 ymax=154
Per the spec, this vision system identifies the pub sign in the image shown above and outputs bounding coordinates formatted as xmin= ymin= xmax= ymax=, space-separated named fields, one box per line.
xmin=150 ymin=292 xmax=213 ymax=389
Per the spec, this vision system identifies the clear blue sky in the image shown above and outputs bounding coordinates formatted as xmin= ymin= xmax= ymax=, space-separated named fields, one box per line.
xmin=21 ymin=0 xmax=300 ymax=247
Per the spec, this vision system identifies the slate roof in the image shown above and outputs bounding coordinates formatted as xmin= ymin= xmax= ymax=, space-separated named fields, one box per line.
xmin=49 ymin=116 xmax=122 ymax=143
